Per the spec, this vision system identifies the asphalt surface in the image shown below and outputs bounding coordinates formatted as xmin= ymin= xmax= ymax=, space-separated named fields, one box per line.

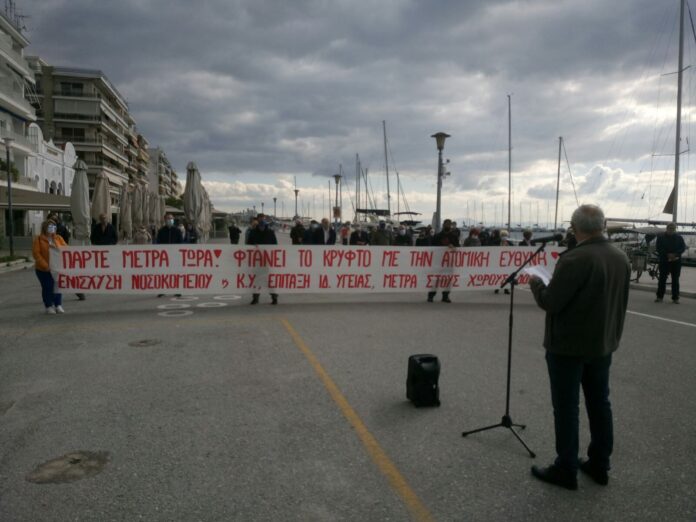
xmin=1 ymin=240 xmax=695 ymax=521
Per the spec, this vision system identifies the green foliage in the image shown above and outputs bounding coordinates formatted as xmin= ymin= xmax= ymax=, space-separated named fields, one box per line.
xmin=0 ymin=159 xmax=20 ymax=182
xmin=166 ymin=196 xmax=183 ymax=209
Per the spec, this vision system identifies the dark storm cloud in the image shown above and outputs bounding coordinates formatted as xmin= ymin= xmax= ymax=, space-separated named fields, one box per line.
xmin=21 ymin=0 xmax=682 ymax=200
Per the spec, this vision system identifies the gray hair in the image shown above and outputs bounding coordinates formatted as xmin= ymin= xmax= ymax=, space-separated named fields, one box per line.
xmin=571 ymin=204 xmax=605 ymax=234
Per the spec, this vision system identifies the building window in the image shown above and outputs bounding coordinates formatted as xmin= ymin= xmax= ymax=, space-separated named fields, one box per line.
xmin=50 ymin=181 xmax=57 ymax=194
xmin=57 ymin=128 xmax=86 ymax=142
xmin=45 ymin=179 xmax=49 ymax=193
xmin=58 ymin=183 xmax=63 ymax=195
xmin=59 ymin=82 xmax=84 ymax=96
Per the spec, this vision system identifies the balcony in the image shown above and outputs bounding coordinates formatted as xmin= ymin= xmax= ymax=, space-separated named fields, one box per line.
xmin=0 ymin=77 xmax=36 ymax=120
xmin=0 ymin=33 xmax=34 ymax=81
xmin=2 ymin=127 xmax=37 ymax=153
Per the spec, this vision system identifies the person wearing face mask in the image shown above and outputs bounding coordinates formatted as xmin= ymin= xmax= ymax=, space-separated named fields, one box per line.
xmin=349 ymin=224 xmax=370 ymax=245
xmin=340 ymin=222 xmax=351 ymax=245
xmin=246 ymin=214 xmax=279 ymax=305
xmin=91 ymin=213 xmax=118 ymax=245
xmin=33 ymin=220 xmax=68 ymax=314
xmin=303 ymin=220 xmax=318 ymax=244
xmin=427 ymin=219 xmax=460 ymax=303
xmin=370 ymin=221 xmax=391 ymax=246
xmin=415 ymin=228 xmax=431 ymax=246
xmin=156 ymin=213 xmax=184 ymax=244
xmin=463 ymin=227 xmax=482 ymax=247
xmin=290 ymin=219 xmax=305 ymax=245
xmin=393 ymin=225 xmax=411 ymax=246
xmin=155 ymin=213 xmax=184 ymax=297
xmin=313 ymin=218 xmax=337 ymax=245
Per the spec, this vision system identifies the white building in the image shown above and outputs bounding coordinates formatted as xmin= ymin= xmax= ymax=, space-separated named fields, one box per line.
xmin=0 ymin=9 xmax=76 ymax=247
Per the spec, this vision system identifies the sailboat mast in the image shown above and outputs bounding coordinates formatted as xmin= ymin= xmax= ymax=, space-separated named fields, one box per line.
xmin=674 ymin=0 xmax=685 ymax=223
xmin=383 ymin=120 xmax=391 ymax=217
xmin=507 ymin=95 xmax=512 ymax=229
xmin=554 ymin=136 xmax=562 ymax=232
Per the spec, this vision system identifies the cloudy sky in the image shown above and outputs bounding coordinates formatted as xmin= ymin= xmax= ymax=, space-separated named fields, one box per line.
xmin=19 ymin=0 xmax=696 ymax=226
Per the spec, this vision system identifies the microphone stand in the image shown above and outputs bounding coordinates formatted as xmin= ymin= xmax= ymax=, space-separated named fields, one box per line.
xmin=461 ymin=242 xmax=549 ymax=458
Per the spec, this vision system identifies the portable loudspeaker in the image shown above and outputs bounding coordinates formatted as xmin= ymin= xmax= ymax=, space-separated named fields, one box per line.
xmin=406 ymin=354 xmax=441 ymax=407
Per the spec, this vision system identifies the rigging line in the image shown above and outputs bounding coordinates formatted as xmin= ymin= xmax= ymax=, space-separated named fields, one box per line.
xmin=688 ymin=0 xmax=696 ymax=47
xmin=561 ymin=139 xmax=580 ymax=206
xmin=604 ymin=2 xmax=676 ymax=163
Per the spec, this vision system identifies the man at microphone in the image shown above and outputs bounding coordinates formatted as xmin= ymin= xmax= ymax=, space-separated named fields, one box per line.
xmin=528 ymin=204 xmax=630 ymax=490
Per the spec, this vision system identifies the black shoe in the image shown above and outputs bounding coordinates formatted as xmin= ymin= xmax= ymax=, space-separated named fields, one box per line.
xmin=271 ymin=296 xmax=278 ymax=305
xmin=654 ymin=297 xmax=663 ymax=303
xmin=504 ymin=289 xmax=510 ymax=295
xmin=157 ymin=294 xmax=164 ymax=298
xmin=531 ymin=465 xmax=577 ymax=490
xmin=579 ymin=459 xmax=608 ymax=486
xmin=427 ymin=294 xmax=434 ymax=303
xmin=494 ymin=289 xmax=500 ymax=294
xmin=250 ymin=296 xmax=259 ymax=305
xmin=442 ymin=296 xmax=451 ymax=303
xmin=175 ymin=294 xmax=182 ymax=297
xmin=672 ymin=298 xmax=680 ymax=304
xmin=77 ymin=294 xmax=86 ymax=301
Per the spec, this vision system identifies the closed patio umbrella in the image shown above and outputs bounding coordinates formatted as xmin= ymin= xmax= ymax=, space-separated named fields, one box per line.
xmin=119 ymin=184 xmax=133 ymax=242
xmin=90 ymin=172 xmax=111 ymax=223
xmin=70 ymin=159 xmax=91 ymax=244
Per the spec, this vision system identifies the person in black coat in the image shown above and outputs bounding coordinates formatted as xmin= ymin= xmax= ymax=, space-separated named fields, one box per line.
xmin=91 ymin=213 xmax=118 ymax=245
xmin=428 ymin=219 xmax=460 ymax=303
xmin=155 ymin=213 xmax=183 ymax=297
xmin=246 ymin=214 xmax=279 ymax=305
xmin=290 ymin=220 xmax=305 ymax=245
xmin=228 ymin=222 xmax=241 ymax=244
xmin=313 ymin=218 xmax=336 ymax=245
xmin=655 ymin=222 xmax=687 ymax=303
xmin=303 ymin=220 xmax=319 ymax=244
xmin=349 ymin=225 xmax=370 ymax=245
xmin=156 ymin=214 xmax=184 ymax=244
xmin=393 ymin=225 xmax=412 ymax=246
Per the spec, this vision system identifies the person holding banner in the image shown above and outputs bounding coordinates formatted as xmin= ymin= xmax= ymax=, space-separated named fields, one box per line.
xmin=247 ymin=214 xmax=279 ymax=305
xmin=32 ymin=220 xmax=67 ymax=314
xmin=529 ymin=204 xmax=630 ymax=490
xmin=350 ymin=224 xmax=370 ymax=246
xmin=314 ymin=218 xmax=337 ymax=245
xmin=427 ymin=219 xmax=460 ymax=303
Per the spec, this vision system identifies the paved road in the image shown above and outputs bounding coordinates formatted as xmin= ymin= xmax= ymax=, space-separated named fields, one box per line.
xmin=1 ymin=244 xmax=695 ymax=521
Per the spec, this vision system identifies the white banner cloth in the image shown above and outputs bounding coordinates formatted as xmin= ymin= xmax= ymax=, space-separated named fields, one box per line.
xmin=50 ymin=245 xmax=563 ymax=295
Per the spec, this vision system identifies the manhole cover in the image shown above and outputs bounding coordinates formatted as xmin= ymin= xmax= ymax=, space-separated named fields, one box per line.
xmin=26 ymin=451 xmax=110 ymax=484
xmin=128 ymin=339 xmax=162 ymax=347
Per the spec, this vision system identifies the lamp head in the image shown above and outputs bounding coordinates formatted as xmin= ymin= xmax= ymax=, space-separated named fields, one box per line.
xmin=431 ymin=132 xmax=450 ymax=151
xmin=333 ymin=174 xmax=342 ymax=184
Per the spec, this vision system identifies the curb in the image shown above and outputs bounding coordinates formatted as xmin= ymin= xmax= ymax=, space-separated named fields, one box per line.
xmin=0 ymin=260 xmax=34 ymax=274
xmin=630 ymin=282 xmax=696 ymax=299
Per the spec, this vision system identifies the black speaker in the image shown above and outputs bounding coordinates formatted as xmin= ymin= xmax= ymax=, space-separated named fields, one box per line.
xmin=406 ymin=354 xmax=441 ymax=407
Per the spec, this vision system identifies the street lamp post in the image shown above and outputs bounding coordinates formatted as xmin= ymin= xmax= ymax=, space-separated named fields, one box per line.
xmin=4 ymin=137 xmax=15 ymax=257
xmin=261 ymin=202 xmax=264 ymax=214
xmin=333 ymin=174 xmax=341 ymax=229
xmin=294 ymin=189 xmax=299 ymax=219
xmin=431 ymin=132 xmax=450 ymax=232
xmin=273 ymin=197 xmax=277 ymax=218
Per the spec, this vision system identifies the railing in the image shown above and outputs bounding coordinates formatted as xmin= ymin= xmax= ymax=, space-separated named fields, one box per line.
xmin=0 ymin=34 xmax=34 ymax=80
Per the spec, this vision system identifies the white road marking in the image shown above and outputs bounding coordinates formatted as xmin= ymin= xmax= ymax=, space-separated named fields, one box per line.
xmin=627 ymin=310 xmax=696 ymax=328
xmin=157 ymin=310 xmax=194 ymax=317
xmin=196 ymin=302 xmax=228 ymax=308
xmin=157 ymin=303 xmax=192 ymax=310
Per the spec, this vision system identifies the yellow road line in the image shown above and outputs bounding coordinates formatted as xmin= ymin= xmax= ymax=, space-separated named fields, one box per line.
xmin=280 ymin=318 xmax=434 ymax=522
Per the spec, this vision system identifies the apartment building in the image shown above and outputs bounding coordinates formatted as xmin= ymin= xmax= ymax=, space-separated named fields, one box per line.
xmin=0 ymin=10 xmax=75 ymax=243
xmin=27 ymin=57 xmax=136 ymax=213
xmin=148 ymin=146 xmax=180 ymax=198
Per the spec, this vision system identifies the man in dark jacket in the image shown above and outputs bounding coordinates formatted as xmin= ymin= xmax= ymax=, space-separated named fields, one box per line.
xmin=290 ymin=220 xmax=305 ymax=245
xmin=313 ymin=218 xmax=336 ymax=245
xmin=91 ymin=213 xmax=118 ymax=245
xmin=155 ymin=213 xmax=183 ymax=297
xmin=246 ymin=214 xmax=279 ymax=305
xmin=427 ymin=219 xmax=460 ymax=303
xmin=349 ymin=224 xmax=369 ymax=245
xmin=228 ymin=222 xmax=241 ymax=244
xmin=529 ymin=204 xmax=630 ymax=490
xmin=655 ymin=222 xmax=687 ymax=303
xmin=156 ymin=213 xmax=184 ymax=244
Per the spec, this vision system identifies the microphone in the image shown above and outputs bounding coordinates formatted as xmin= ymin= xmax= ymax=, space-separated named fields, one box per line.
xmin=531 ymin=233 xmax=564 ymax=244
